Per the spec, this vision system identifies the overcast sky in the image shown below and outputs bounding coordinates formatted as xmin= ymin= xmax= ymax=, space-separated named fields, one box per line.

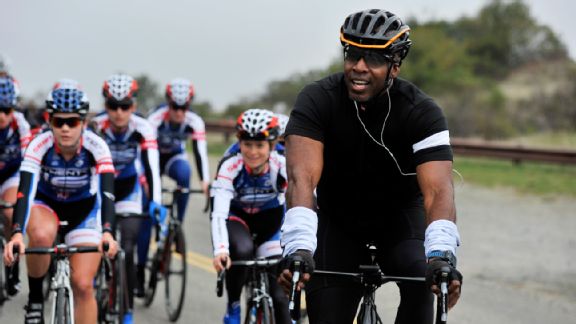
xmin=2 ymin=0 xmax=574 ymax=111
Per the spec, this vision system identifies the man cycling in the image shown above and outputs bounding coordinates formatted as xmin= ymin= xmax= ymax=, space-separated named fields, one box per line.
xmin=279 ymin=9 xmax=463 ymax=323
xmin=3 ymin=87 xmax=118 ymax=324
xmin=211 ymin=109 xmax=291 ymax=324
xmin=90 ymin=73 xmax=165 ymax=324
xmin=0 ymin=76 xmax=31 ymax=296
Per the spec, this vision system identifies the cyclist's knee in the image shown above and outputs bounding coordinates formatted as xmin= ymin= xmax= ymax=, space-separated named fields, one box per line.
xmin=72 ymin=276 xmax=95 ymax=299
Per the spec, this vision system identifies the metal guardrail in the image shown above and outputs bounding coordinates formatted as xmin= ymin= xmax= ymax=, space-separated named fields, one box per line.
xmin=205 ymin=120 xmax=576 ymax=165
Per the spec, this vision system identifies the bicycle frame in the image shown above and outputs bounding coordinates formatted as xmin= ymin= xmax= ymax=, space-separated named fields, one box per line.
xmin=48 ymin=249 xmax=75 ymax=324
xmin=25 ymin=244 xmax=101 ymax=324
xmin=232 ymin=259 xmax=279 ymax=324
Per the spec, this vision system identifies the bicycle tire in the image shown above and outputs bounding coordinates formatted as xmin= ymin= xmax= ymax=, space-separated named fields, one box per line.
xmin=245 ymin=304 xmax=258 ymax=324
xmin=0 ymin=241 xmax=6 ymax=304
xmin=259 ymin=297 xmax=275 ymax=324
xmin=143 ymin=249 xmax=161 ymax=307
xmin=43 ymin=256 xmax=55 ymax=301
xmin=113 ymin=251 xmax=128 ymax=323
xmin=95 ymin=259 xmax=108 ymax=323
xmin=164 ymin=226 xmax=187 ymax=321
xmin=357 ymin=300 xmax=382 ymax=324
xmin=55 ymin=287 xmax=71 ymax=324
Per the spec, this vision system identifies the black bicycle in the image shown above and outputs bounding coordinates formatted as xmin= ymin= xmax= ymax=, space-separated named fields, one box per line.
xmin=144 ymin=187 xmax=203 ymax=321
xmin=95 ymin=247 xmax=128 ymax=324
xmin=288 ymin=244 xmax=451 ymax=324
xmin=217 ymin=258 xmax=280 ymax=324
xmin=0 ymin=200 xmax=14 ymax=304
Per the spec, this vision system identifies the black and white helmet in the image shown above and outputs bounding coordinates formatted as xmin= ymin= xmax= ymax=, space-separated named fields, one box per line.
xmin=236 ymin=109 xmax=279 ymax=141
xmin=166 ymin=78 xmax=195 ymax=107
xmin=102 ymin=74 xmax=138 ymax=103
xmin=340 ymin=9 xmax=412 ymax=63
xmin=275 ymin=113 xmax=289 ymax=136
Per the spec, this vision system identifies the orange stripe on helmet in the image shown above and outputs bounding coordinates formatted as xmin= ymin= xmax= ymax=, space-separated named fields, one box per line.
xmin=340 ymin=26 xmax=410 ymax=49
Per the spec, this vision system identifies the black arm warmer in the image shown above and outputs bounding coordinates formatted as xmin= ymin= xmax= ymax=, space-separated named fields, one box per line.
xmin=99 ymin=172 xmax=116 ymax=234
xmin=141 ymin=148 xmax=155 ymax=202
xmin=11 ymin=171 xmax=34 ymax=236
xmin=192 ymin=140 xmax=204 ymax=181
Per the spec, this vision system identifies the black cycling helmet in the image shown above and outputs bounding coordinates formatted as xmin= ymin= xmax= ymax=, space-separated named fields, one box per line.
xmin=340 ymin=9 xmax=412 ymax=64
xmin=45 ymin=88 xmax=89 ymax=117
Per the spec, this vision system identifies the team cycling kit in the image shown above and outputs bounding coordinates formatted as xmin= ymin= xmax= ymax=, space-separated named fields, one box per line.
xmin=0 ymin=111 xmax=30 ymax=195
xmin=11 ymin=130 xmax=115 ymax=245
xmin=284 ymin=73 xmax=453 ymax=323
xmin=90 ymin=112 xmax=162 ymax=309
xmin=211 ymin=150 xmax=291 ymax=324
xmin=147 ymin=104 xmax=210 ymax=220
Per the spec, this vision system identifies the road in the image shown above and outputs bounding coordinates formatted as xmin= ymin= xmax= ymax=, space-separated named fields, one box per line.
xmin=2 ymin=167 xmax=575 ymax=323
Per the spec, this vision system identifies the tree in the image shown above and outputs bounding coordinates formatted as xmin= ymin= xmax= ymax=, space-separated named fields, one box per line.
xmin=135 ymin=74 xmax=163 ymax=115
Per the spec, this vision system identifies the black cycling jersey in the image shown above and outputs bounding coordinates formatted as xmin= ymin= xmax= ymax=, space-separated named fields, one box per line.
xmin=285 ymin=72 xmax=452 ymax=238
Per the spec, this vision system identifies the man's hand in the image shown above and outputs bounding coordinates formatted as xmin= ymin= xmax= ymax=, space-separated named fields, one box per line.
xmin=278 ymin=250 xmax=315 ymax=294
xmin=213 ymin=253 xmax=231 ymax=272
xmin=3 ymin=233 xmax=25 ymax=266
xmin=426 ymin=259 xmax=463 ymax=309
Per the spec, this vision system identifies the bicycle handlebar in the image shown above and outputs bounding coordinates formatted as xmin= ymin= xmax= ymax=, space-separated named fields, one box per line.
xmin=162 ymin=187 xmax=204 ymax=194
xmin=313 ymin=269 xmax=425 ymax=284
xmin=231 ymin=259 xmax=281 ymax=267
xmin=24 ymin=245 xmax=101 ymax=255
xmin=436 ymin=268 xmax=450 ymax=324
xmin=288 ymin=260 xmax=303 ymax=321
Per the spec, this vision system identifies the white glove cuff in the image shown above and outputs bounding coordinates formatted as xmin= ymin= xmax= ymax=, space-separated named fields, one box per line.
xmin=424 ymin=219 xmax=461 ymax=256
xmin=281 ymin=207 xmax=318 ymax=257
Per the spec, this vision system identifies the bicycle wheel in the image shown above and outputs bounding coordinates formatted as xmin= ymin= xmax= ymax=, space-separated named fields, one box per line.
xmin=164 ymin=225 xmax=187 ymax=321
xmin=357 ymin=299 xmax=382 ymax=324
xmin=0 ymin=241 xmax=6 ymax=304
xmin=43 ymin=256 xmax=55 ymax=301
xmin=258 ymin=297 xmax=274 ymax=324
xmin=95 ymin=259 xmax=110 ymax=323
xmin=144 ymin=248 xmax=161 ymax=307
xmin=54 ymin=287 xmax=72 ymax=324
xmin=244 ymin=303 xmax=258 ymax=324
xmin=111 ymin=251 xmax=127 ymax=323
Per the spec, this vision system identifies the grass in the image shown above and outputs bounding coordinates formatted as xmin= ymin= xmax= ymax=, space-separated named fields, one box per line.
xmin=453 ymin=156 xmax=576 ymax=197
xmin=204 ymin=134 xmax=576 ymax=198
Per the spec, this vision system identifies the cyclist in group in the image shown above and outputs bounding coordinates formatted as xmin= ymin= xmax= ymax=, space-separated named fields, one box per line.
xmin=278 ymin=9 xmax=463 ymax=323
xmin=211 ymin=109 xmax=291 ymax=324
xmin=137 ymin=79 xmax=210 ymax=295
xmin=90 ymin=73 xmax=166 ymax=324
xmin=222 ymin=112 xmax=288 ymax=158
xmin=3 ymin=86 xmax=118 ymax=324
xmin=0 ymin=76 xmax=31 ymax=297
xmin=29 ymin=79 xmax=83 ymax=138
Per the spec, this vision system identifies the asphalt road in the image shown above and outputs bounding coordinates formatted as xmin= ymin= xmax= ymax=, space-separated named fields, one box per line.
xmin=1 ymin=168 xmax=575 ymax=323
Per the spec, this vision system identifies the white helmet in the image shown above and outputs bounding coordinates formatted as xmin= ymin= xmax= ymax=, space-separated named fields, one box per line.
xmin=53 ymin=78 xmax=82 ymax=90
xmin=102 ymin=74 xmax=138 ymax=103
xmin=236 ymin=109 xmax=279 ymax=141
xmin=0 ymin=53 xmax=11 ymax=74
xmin=275 ymin=113 xmax=289 ymax=136
xmin=166 ymin=78 xmax=195 ymax=107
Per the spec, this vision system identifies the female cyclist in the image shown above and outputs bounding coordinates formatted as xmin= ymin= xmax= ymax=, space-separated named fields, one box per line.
xmin=3 ymin=87 xmax=118 ymax=324
xmin=211 ymin=109 xmax=290 ymax=324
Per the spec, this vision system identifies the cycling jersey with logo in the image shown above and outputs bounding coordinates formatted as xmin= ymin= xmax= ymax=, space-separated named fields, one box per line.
xmin=286 ymin=73 xmax=453 ymax=234
xmin=0 ymin=111 xmax=30 ymax=182
xmin=210 ymin=151 xmax=287 ymax=254
xmin=147 ymin=105 xmax=209 ymax=181
xmin=90 ymin=113 xmax=162 ymax=203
